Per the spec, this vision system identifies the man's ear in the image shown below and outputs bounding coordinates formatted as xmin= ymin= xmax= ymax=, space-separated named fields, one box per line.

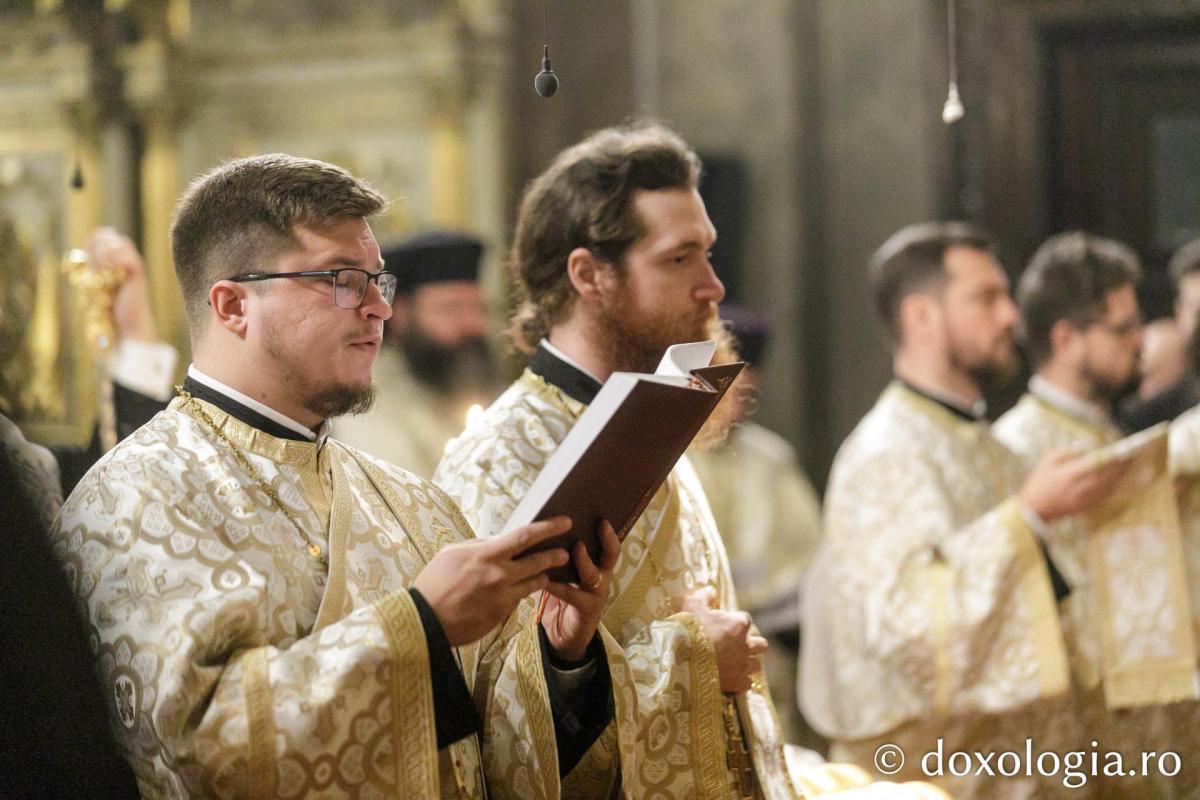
xmin=1048 ymin=318 xmax=1079 ymax=361
xmin=566 ymin=247 xmax=610 ymax=303
xmin=209 ymin=280 xmax=251 ymax=337
xmin=898 ymin=292 xmax=936 ymax=340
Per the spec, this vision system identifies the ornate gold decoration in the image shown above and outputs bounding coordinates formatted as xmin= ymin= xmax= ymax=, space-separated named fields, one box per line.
xmin=61 ymin=246 xmax=123 ymax=351
xmin=376 ymin=591 xmax=441 ymax=799
xmin=62 ymin=246 xmax=123 ymax=449
xmin=430 ymin=99 xmax=469 ymax=226
xmin=243 ymin=646 xmax=277 ymax=797
xmin=175 ymin=386 xmax=327 ymax=564
xmin=25 ymin=233 xmax=64 ymax=418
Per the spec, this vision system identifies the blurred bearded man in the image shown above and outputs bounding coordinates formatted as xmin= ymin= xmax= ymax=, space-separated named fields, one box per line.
xmin=994 ymin=232 xmax=1200 ymax=797
xmin=802 ymin=222 xmax=1131 ymax=799
xmin=434 ymin=123 xmax=950 ymax=800
xmin=336 ymin=231 xmax=500 ymax=477
xmin=50 ymin=154 xmax=634 ymax=799
xmin=995 ymin=231 xmax=1143 ymax=469
xmin=1122 ymin=239 xmax=1200 ymax=431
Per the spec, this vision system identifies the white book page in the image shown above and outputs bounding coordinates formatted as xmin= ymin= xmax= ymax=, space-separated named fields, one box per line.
xmin=656 ymin=340 xmax=716 ymax=377
xmin=634 ymin=374 xmax=692 ymax=387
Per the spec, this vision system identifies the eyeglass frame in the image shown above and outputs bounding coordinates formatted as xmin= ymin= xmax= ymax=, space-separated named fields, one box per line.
xmin=1068 ymin=312 xmax=1144 ymax=339
xmin=227 ymin=268 xmax=398 ymax=309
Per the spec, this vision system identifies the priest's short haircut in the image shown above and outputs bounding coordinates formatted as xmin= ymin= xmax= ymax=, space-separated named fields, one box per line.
xmin=1169 ymin=238 xmax=1200 ymax=287
xmin=1016 ymin=231 xmax=1141 ymax=368
xmin=170 ymin=153 xmax=387 ymax=336
xmin=508 ymin=121 xmax=702 ymax=354
xmin=869 ymin=221 xmax=995 ymax=345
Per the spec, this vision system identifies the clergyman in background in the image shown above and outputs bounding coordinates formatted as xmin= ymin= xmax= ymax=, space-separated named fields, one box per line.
xmin=687 ymin=303 xmax=824 ymax=751
xmin=336 ymin=230 xmax=501 ymax=478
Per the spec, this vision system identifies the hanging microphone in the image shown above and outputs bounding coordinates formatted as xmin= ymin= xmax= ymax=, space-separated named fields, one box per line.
xmin=534 ymin=1 xmax=558 ymax=98
xmin=70 ymin=151 xmax=85 ymax=190
xmin=534 ymin=44 xmax=558 ymax=97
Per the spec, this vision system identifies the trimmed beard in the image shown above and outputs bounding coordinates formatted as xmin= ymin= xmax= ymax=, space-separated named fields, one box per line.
xmin=303 ymin=382 xmax=377 ymax=419
xmin=594 ymin=296 xmax=713 ymax=375
xmin=261 ymin=319 xmax=377 ymax=420
xmin=595 ymin=289 xmax=739 ymax=448
xmin=949 ymin=337 xmax=1018 ymax=393
xmin=1081 ymin=357 xmax=1139 ymax=404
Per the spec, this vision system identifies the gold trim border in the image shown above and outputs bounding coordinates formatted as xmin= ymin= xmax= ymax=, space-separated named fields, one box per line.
xmin=672 ymin=611 xmax=729 ymax=800
xmin=603 ymin=486 xmax=680 ymax=635
xmin=376 ymin=591 xmax=440 ymax=798
xmin=244 ymin=646 xmax=277 ymax=797
xmin=1000 ymin=497 xmax=1071 ymax=698
xmin=516 ymin=623 xmax=560 ymax=796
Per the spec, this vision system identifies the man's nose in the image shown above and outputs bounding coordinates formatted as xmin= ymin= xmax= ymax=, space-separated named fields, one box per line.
xmin=696 ymin=259 xmax=725 ymax=304
xmin=360 ymin=282 xmax=393 ymax=321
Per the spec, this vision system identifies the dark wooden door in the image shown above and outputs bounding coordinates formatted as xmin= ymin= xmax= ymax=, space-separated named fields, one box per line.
xmin=1048 ymin=21 xmax=1200 ymax=317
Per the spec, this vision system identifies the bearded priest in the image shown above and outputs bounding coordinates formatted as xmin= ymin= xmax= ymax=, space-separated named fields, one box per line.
xmin=802 ymin=223 xmax=1131 ymax=799
xmin=435 ymin=123 xmax=949 ymax=800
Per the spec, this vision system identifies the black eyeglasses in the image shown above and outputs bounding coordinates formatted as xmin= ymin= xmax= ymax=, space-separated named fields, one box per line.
xmin=228 ymin=268 xmax=397 ymax=308
xmin=1073 ymin=313 xmax=1144 ymax=339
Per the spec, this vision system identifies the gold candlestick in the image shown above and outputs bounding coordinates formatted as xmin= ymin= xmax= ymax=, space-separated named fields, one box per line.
xmin=62 ymin=247 xmax=126 ymax=351
xmin=62 ymin=247 xmax=127 ymax=451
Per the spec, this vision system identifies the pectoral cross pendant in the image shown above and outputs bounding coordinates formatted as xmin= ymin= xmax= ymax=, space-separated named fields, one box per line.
xmin=723 ymin=696 xmax=756 ymax=799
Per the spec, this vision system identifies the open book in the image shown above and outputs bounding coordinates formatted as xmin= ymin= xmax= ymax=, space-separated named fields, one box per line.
xmin=1085 ymin=422 xmax=1169 ymax=514
xmin=504 ymin=341 xmax=744 ymax=582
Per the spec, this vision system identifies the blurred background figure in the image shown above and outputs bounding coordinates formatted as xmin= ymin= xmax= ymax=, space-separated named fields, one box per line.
xmin=0 ymin=445 xmax=140 ymax=799
xmin=1 ymin=226 xmax=175 ymax=520
xmin=992 ymin=232 xmax=1189 ymax=798
xmin=336 ymin=230 xmax=501 ymax=477
xmin=1172 ymin=240 xmax=1200 ymax=345
xmin=688 ymin=304 xmax=825 ymax=750
xmin=1137 ymin=319 xmax=1188 ymax=403
xmin=0 ymin=225 xmax=172 ymax=800
xmin=1124 ymin=239 xmax=1200 ymax=431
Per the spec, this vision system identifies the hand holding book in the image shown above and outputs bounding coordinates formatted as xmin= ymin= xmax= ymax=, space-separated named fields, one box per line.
xmin=534 ymin=519 xmax=620 ymax=636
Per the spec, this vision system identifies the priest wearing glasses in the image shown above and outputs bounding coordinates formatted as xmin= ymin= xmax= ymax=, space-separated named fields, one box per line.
xmin=51 ymin=154 xmax=637 ymax=799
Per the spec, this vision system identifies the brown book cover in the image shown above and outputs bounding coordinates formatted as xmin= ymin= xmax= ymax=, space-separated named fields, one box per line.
xmin=507 ymin=342 xmax=744 ymax=582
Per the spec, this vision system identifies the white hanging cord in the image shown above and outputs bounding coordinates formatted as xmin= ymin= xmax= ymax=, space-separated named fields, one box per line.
xmin=942 ymin=0 xmax=964 ymax=124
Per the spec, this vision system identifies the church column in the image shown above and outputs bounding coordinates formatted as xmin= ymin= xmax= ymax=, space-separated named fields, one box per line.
xmin=428 ymin=91 xmax=471 ymax=228
xmin=32 ymin=42 xmax=110 ymax=431
xmin=138 ymin=105 xmax=186 ymax=354
xmin=57 ymin=103 xmax=107 ymax=424
xmin=124 ymin=37 xmax=189 ymax=363
xmin=426 ymin=9 xmax=473 ymax=229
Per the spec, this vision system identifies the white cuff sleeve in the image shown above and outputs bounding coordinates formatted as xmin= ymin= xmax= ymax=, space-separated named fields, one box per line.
xmin=105 ymin=339 xmax=178 ymax=402
xmin=1020 ymin=501 xmax=1048 ymax=538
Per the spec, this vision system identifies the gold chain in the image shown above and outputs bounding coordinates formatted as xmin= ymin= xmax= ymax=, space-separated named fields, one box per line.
xmin=175 ymin=387 xmax=327 ymax=565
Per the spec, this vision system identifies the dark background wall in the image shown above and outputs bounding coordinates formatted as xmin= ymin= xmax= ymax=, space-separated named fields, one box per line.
xmin=505 ymin=0 xmax=1200 ymax=489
